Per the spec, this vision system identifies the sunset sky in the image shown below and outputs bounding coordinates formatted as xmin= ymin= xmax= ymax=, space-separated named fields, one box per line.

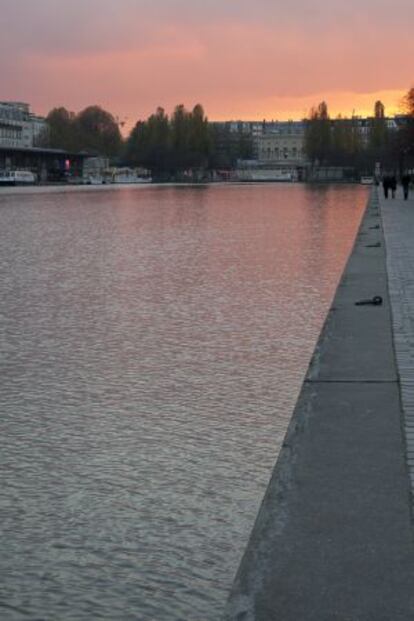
xmin=2 ymin=0 xmax=413 ymax=129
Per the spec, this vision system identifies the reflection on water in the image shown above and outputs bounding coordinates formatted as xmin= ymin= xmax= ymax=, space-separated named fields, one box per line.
xmin=0 ymin=184 xmax=367 ymax=620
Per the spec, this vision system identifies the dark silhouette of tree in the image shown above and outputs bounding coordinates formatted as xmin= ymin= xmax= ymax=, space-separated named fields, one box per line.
xmin=403 ymin=88 xmax=414 ymax=116
xmin=395 ymin=88 xmax=414 ymax=172
xmin=45 ymin=107 xmax=78 ymax=151
xmin=367 ymin=100 xmax=389 ymax=170
xmin=330 ymin=116 xmax=349 ymax=165
xmin=208 ymin=124 xmax=234 ymax=169
xmin=125 ymin=103 xmax=212 ymax=176
xmin=149 ymin=107 xmax=171 ymax=171
xmin=126 ymin=107 xmax=171 ymax=173
xmin=170 ymin=104 xmax=192 ymax=170
xmin=124 ymin=121 xmax=150 ymax=167
xmin=188 ymin=104 xmax=212 ymax=169
xmin=328 ymin=116 xmax=363 ymax=167
xmin=43 ymin=105 xmax=123 ymax=157
xmin=76 ymin=106 xmax=122 ymax=157
xmin=374 ymin=100 xmax=385 ymax=119
xmin=208 ymin=123 xmax=253 ymax=169
xmin=304 ymin=101 xmax=332 ymax=165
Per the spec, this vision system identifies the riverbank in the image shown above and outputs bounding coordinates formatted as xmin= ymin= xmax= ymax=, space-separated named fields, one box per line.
xmin=225 ymin=188 xmax=414 ymax=620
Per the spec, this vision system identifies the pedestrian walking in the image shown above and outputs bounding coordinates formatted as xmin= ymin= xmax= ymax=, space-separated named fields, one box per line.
xmin=401 ymin=173 xmax=411 ymax=200
xmin=382 ymin=175 xmax=390 ymax=199
xmin=390 ymin=174 xmax=397 ymax=199
xmin=390 ymin=173 xmax=397 ymax=198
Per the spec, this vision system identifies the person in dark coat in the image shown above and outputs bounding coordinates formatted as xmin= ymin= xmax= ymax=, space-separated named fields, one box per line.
xmin=401 ymin=173 xmax=411 ymax=200
xmin=390 ymin=174 xmax=397 ymax=198
xmin=382 ymin=175 xmax=390 ymax=199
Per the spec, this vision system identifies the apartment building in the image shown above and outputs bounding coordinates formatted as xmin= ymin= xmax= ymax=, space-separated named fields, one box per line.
xmin=257 ymin=121 xmax=307 ymax=165
xmin=0 ymin=102 xmax=46 ymax=149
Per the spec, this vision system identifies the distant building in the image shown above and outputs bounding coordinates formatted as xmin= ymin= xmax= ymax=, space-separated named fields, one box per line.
xmin=257 ymin=121 xmax=307 ymax=166
xmin=0 ymin=102 xmax=46 ymax=149
xmin=213 ymin=114 xmax=411 ymax=179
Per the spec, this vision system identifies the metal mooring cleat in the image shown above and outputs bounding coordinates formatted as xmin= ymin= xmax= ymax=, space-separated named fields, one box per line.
xmin=355 ymin=296 xmax=383 ymax=306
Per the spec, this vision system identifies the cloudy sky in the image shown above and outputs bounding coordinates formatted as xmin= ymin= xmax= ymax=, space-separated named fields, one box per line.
xmin=2 ymin=0 xmax=413 ymax=127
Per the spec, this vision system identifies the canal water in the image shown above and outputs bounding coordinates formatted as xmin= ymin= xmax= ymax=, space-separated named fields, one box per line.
xmin=0 ymin=184 xmax=367 ymax=620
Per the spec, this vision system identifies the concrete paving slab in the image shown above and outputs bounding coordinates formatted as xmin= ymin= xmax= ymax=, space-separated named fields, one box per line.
xmin=380 ymin=190 xmax=414 ymax=499
xmin=305 ymin=198 xmax=396 ymax=383
xmin=226 ymin=382 xmax=414 ymax=621
xmin=306 ymin=272 xmax=396 ymax=382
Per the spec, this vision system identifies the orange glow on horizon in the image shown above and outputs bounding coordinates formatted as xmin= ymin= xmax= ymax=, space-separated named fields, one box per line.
xmin=207 ymin=89 xmax=405 ymax=123
xmin=105 ymin=89 xmax=405 ymax=136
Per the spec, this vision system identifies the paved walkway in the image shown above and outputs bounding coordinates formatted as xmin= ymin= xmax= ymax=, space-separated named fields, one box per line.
xmin=380 ymin=186 xmax=414 ymax=503
xmin=225 ymin=190 xmax=414 ymax=620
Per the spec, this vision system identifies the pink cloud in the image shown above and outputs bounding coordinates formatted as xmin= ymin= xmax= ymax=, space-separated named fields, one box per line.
xmin=1 ymin=0 xmax=413 ymax=124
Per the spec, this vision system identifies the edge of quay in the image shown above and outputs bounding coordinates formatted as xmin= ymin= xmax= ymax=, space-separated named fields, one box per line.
xmin=224 ymin=188 xmax=414 ymax=621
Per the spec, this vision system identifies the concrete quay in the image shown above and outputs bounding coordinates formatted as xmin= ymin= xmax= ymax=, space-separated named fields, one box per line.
xmin=225 ymin=188 xmax=414 ymax=620
xmin=380 ymin=188 xmax=414 ymax=502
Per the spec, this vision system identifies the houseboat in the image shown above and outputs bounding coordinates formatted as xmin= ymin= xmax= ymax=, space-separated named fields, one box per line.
xmin=0 ymin=170 xmax=37 ymax=186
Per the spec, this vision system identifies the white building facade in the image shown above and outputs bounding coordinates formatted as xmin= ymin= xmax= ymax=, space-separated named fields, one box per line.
xmin=0 ymin=102 xmax=46 ymax=149
xmin=257 ymin=121 xmax=307 ymax=166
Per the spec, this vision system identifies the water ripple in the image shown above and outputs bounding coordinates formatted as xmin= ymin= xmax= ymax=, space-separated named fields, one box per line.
xmin=0 ymin=184 xmax=367 ymax=620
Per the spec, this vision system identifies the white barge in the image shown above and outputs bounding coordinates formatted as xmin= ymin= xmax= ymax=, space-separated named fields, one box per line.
xmin=0 ymin=170 xmax=37 ymax=186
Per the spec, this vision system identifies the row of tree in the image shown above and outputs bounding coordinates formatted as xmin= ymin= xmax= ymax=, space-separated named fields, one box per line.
xmin=125 ymin=105 xmax=211 ymax=174
xmin=304 ymin=89 xmax=414 ymax=171
xmin=43 ymin=103 xmax=253 ymax=175
xmin=43 ymin=106 xmax=123 ymax=157
xmin=43 ymin=87 xmax=414 ymax=175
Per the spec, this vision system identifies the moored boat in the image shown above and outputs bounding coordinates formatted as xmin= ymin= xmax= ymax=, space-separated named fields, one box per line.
xmin=84 ymin=174 xmax=104 ymax=185
xmin=237 ymin=169 xmax=295 ymax=182
xmin=0 ymin=170 xmax=37 ymax=186
xmin=109 ymin=167 xmax=152 ymax=184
